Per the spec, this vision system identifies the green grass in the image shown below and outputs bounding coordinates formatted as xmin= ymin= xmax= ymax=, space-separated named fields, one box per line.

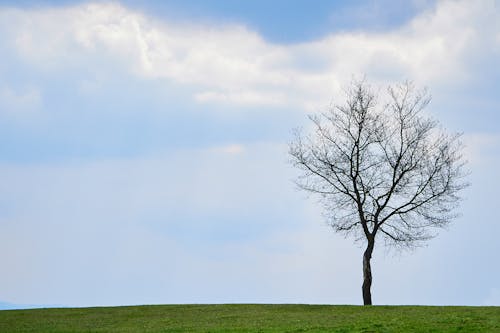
xmin=1 ymin=304 xmax=499 ymax=332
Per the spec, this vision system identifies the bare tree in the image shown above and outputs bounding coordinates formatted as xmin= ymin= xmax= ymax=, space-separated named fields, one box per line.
xmin=289 ymin=80 xmax=468 ymax=305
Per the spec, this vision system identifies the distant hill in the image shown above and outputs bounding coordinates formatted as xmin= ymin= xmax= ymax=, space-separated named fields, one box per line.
xmin=0 ymin=301 xmax=56 ymax=310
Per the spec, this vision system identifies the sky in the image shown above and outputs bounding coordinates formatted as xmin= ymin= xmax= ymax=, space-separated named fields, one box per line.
xmin=0 ymin=0 xmax=499 ymax=309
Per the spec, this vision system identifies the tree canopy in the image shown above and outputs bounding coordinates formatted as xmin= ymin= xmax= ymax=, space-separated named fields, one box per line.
xmin=289 ymin=80 xmax=469 ymax=304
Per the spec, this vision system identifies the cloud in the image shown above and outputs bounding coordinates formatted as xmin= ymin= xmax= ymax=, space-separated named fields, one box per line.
xmin=0 ymin=1 xmax=498 ymax=111
xmin=0 ymin=86 xmax=41 ymax=114
xmin=209 ymin=143 xmax=245 ymax=154
xmin=0 ymin=142 xmax=363 ymax=306
xmin=0 ymin=0 xmax=498 ymax=307
xmin=195 ymin=90 xmax=288 ymax=107
xmin=462 ymin=133 xmax=500 ymax=165
xmin=483 ymin=288 xmax=500 ymax=306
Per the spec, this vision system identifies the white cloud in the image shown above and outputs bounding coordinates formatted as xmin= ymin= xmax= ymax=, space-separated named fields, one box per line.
xmin=208 ymin=143 xmax=245 ymax=154
xmin=0 ymin=1 xmax=498 ymax=110
xmin=0 ymin=0 xmax=498 ymax=308
xmin=0 ymin=142 xmax=294 ymax=244
xmin=462 ymin=133 xmax=500 ymax=166
xmin=0 ymin=86 xmax=41 ymax=114
xmin=195 ymin=90 xmax=288 ymax=107
xmin=483 ymin=288 xmax=500 ymax=306
xmin=0 ymin=142 xmax=362 ymax=305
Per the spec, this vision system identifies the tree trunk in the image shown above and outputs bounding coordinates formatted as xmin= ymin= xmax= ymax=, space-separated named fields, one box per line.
xmin=362 ymin=239 xmax=374 ymax=305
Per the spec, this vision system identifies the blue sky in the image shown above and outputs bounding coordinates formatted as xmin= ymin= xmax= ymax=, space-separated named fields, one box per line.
xmin=0 ymin=0 xmax=499 ymax=309
xmin=8 ymin=0 xmax=435 ymax=42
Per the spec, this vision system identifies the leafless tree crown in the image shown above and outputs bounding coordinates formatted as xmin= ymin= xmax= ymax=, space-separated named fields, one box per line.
xmin=289 ymin=81 xmax=468 ymax=249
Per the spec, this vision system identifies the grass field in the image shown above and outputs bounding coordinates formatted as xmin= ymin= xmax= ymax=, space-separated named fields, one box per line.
xmin=1 ymin=304 xmax=499 ymax=332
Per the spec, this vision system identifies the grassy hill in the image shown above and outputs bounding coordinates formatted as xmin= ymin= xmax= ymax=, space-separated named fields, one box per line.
xmin=1 ymin=304 xmax=499 ymax=332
